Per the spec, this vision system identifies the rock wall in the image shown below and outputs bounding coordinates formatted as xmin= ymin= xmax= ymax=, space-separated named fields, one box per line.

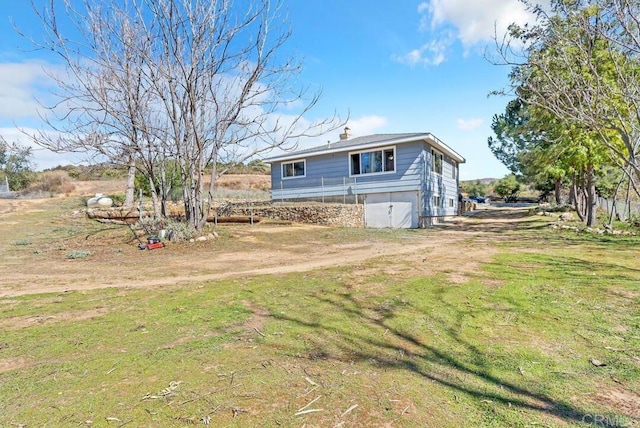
xmin=88 ymin=201 xmax=365 ymax=228
xmin=225 ymin=202 xmax=364 ymax=227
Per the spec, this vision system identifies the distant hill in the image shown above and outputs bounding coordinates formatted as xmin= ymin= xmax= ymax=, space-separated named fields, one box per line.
xmin=461 ymin=178 xmax=499 ymax=185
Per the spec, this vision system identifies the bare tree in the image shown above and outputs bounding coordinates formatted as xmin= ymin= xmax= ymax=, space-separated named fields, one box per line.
xmin=21 ymin=0 xmax=342 ymax=228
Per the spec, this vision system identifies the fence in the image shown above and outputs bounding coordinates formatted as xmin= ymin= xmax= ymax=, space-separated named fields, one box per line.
xmin=596 ymin=197 xmax=640 ymax=221
xmin=273 ymin=176 xmax=359 ymax=204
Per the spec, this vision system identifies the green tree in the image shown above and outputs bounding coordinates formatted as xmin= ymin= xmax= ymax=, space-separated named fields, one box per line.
xmin=0 ymin=142 xmax=35 ymax=191
xmin=494 ymin=175 xmax=521 ymax=202
xmin=491 ymin=1 xmax=633 ymax=225
xmin=460 ymin=180 xmax=489 ymax=197
xmin=497 ymin=0 xmax=640 ymax=202
xmin=488 ymin=98 xmax=531 ymax=177
xmin=135 ymin=159 xmax=183 ymax=206
xmin=247 ymin=159 xmax=270 ymax=174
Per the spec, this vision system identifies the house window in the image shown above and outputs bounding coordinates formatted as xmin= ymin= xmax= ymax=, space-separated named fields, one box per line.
xmin=449 ymin=198 xmax=454 ymax=207
xmin=350 ymin=147 xmax=395 ymax=176
xmin=451 ymin=162 xmax=457 ymax=180
xmin=433 ymin=195 xmax=441 ymax=206
xmin=282 ymin=160 xmax=305 ymax=179
xmin=432 ymin=149 xmax=443 ymax=175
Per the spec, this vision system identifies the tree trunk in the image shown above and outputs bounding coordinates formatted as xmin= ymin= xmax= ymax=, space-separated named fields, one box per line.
xmin=195 ymin=154 xmax=207 ymax=231
xmin=158 ymin=157 xmax=171 ymax=218
xmin=586 ymin=162 xmax=597 ymax=227
xmin=554 ymin=178 xmax=562 ymax=205
xmin=123 ymin=155 xmax=136 ymax=208
xmin=571 ymin=175 xmax=585 ymax=222
xmin=203 ymin=153 xmax=219 ymax=231
xmin=147 ymin=175 xmax=161 ymax=218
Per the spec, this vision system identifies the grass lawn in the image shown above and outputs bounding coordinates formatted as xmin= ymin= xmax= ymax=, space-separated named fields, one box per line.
xmin=0 ymin=200 xmax=638 ymax=427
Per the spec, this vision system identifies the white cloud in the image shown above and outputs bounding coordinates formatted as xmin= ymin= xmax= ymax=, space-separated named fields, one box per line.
xmin=456 ymin=118 xmax=483 ymax=131
xmin=0 ymin=127 xmax=90 ymax=170
xmin=0 ymin=61 xmax=58 ymax=121
xmin=345 ymin=115 xmax=388 ymax=137
xmin=393 ymin=32 xmax=454 ymax=66
xmin=425 ymin=0 xmax=545 ymax=48
xmin=396 ymin=0 xmax=548 ymax=67
xmin=417 ymin=2 xmax=430 ymax=32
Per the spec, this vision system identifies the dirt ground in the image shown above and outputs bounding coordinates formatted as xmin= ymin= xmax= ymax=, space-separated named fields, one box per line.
xmin=3 ymin=184 xmax=639 ymax=422
xmin=0 ymin=180 xmax=532 ymax=298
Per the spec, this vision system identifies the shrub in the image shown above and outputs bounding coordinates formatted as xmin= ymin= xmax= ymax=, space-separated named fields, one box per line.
xmin=165 ymin=220 xmax=197 ymax=241
xmin=135 ymin=217 xmax=197 ymax=242
xmin=66 ymin=250 xmax=92 ymax=259
xmin=627 ymin=214 xmax=640 ymax=229
xmin=109 ymin=193 xmax=126 ymax=207
xmin=28 ymin=170 xmax=76 ymax=195
xmin=494 ymin=175 xmax=521 ymax=202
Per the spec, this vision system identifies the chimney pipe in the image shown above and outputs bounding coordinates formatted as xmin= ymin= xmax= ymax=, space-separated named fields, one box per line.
xmin=339 ymin=126 xmax=351 ymax=140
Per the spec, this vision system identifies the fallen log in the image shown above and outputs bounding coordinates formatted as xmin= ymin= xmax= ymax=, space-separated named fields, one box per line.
xmin=88 ymin=209 xmax=261 ymax=225
xmin=87 ymin=209 xmax=146 ymax=223
xmin=207 ymin=216 xmax=261 ymax=224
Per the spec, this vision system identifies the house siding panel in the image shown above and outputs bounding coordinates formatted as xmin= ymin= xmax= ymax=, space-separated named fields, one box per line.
xmin=422 ymin=146 xmax=459 ymax=217
xmin=271 ymin=141 xmax=424 ymax=196
xmin=268 ymin=135 xmax=463 ymax=226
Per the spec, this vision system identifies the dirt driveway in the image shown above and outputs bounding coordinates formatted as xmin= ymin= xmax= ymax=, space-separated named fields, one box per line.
xmin=0 ymin=190 xmax=535 ymax=297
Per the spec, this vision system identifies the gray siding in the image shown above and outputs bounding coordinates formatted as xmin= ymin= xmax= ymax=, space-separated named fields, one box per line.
xmin=421 ymin=147 xmax=459 ymax=217
xmin=271 ymin=141 xmax=424 ymax=197
xmin=270 ymin=140 xmax=460 ymax=217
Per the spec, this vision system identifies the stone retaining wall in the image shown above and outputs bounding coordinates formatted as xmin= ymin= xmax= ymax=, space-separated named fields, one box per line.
xmin=226 ymin=203 xmax=364 ymax=227
xmin=88 ymin=201 xmax=365 ymax=228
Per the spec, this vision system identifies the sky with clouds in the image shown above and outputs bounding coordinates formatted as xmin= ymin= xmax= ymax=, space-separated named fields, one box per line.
xmin=0 ymin=0 xmax=543 ymax=179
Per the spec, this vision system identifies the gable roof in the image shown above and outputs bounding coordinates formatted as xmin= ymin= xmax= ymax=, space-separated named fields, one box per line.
xmin=265 ymin=132 xmax=465 ymax=164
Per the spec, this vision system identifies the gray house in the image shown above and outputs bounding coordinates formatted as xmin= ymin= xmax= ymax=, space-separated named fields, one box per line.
xmin=266 ymin=129 xmax=465 ymax=228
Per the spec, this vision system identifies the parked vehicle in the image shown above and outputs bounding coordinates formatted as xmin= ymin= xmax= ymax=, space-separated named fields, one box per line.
xmin=469 ymin=195 xmax=486 ymax=204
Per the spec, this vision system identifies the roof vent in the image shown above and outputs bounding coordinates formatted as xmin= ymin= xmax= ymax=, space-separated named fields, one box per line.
xmin=339 ymin=126 xmax=351 ymax=140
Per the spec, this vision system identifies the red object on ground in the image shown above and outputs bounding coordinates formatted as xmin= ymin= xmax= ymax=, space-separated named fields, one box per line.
xmin=146 ymin=242 xmax=165 ymax=250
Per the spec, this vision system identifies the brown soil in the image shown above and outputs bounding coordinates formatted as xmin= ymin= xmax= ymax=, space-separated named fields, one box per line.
xmin=2 ymin=182 xmax=637 ymax=421
xmin=0 ymin=307 xmax=108 ymax=330
xmin=0 ymin=182 xmax=530 ymax=298
xmin=0 ymin=357 xmax=32 ymax=374
xmin=591 ymin=387 xmax=640 ymax=420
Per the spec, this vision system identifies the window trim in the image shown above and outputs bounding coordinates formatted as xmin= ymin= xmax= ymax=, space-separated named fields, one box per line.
xmin=348 ymin=146 xmax=396 ymax=177
xmin=431 ymin=148 xmax=443 ymax=176
xmin=281 ymin=159 xmax=306 ymax=180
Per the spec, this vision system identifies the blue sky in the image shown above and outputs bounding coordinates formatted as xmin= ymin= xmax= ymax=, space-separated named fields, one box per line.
xmin=0 ymin=1 xmax=544 ymax=180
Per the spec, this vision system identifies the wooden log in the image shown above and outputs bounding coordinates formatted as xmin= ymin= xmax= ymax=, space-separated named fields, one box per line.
xmin=87 ymin=209 xmax=145 ymax=220
xmin=206 ymin=216 xmax=261 ymax=224
xmin=88 ymin=209 xmax=260 ymax=224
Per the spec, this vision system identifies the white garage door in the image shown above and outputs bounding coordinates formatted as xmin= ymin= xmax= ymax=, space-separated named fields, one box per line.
xmin=365 ymin=191 xmax=419 ymax=228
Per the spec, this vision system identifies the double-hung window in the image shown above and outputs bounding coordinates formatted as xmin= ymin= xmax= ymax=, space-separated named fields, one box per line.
xmin=431 ymin=149 xmax=443 ymax=175
xmin=350 ymin=147 xmax=395 ymax=176
xmin=282 ymin=160 xmax=305 ymax=179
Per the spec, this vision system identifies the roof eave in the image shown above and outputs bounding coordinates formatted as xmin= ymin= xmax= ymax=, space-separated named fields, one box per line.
xmin=266 ymin=133 xmax=465 ymax=164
